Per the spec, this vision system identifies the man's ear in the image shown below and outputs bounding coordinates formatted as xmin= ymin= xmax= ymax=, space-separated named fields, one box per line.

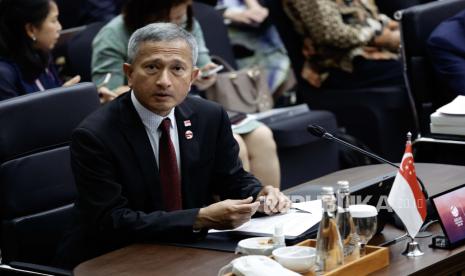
xmin=123 ymin=63 xmax=133 ymax=87
xmin=190 ymin=67 xmax=200 ymax=84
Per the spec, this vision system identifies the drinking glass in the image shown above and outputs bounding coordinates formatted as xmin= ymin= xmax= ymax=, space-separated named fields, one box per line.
xmin=349 ymin=204 xmax=378 ymax=256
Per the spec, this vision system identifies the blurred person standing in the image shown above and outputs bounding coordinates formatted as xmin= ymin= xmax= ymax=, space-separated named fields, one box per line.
xmin=219 ymin=0 xmax=293 ymax=96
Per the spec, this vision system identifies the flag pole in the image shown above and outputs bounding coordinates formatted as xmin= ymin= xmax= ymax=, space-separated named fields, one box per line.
xmin=407 ymin=132 xmax=433 ymax=238
xmin=400 ymin=148 xmax=425 ymax=257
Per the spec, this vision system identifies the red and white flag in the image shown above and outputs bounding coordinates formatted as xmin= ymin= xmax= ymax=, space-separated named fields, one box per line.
xmin=387 ymin=139 xmax=427 ymax=238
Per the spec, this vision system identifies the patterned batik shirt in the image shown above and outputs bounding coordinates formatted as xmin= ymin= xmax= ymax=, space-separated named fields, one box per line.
xmin=283 ymin=0 xmax=398 ymax=87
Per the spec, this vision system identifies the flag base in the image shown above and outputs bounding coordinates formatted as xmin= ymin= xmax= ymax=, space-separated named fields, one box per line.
xmin=402 ymin=240 xmax=424 ymax=257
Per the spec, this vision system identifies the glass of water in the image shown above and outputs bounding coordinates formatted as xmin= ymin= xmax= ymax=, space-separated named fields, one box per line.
xmin=349 ymin=204 xmax=378 ymax=256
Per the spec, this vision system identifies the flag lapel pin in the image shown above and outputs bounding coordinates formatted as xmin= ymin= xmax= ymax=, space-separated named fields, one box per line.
xmin=184 ymin=120 xmax=191 ymax=127
xmin=185 ymin=130 xmax=193 ymax=140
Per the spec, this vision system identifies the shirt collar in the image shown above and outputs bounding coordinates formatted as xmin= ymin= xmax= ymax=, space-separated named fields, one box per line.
xmin=131 ymin=91 xmax=176 ymax=132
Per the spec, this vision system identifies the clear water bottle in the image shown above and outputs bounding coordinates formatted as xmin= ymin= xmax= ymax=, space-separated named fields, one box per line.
xmin=316 ymin=186 xmax=344 ymax=272
xmin=336 ymin=180 xmax=360 ymax=263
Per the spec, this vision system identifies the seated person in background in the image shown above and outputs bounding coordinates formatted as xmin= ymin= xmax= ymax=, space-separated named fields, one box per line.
xmin=283 ymin=0 xmax=404 ymax=89
xmin=0 ymin=0 xmax=80 ymax=101
xmin=54 ymin=23 xmax=290 ymax=268
xmin=218 ymin=0 xmax=294 ymax=97
xmin=428 ymin=9 xmax=465 ymax=96
xmin=93 ymin=0 xmax=281 ymax=188
xmin=92 ymin=0 xmax=217 ymax=94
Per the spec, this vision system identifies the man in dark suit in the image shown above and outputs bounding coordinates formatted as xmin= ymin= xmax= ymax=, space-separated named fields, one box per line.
xmin=428 ymin=9 xmax=465 ymax=96
xmin=55 ymin=22 xmax=290 ymax=268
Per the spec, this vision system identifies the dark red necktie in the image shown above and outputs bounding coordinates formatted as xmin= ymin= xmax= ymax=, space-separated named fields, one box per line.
xmin=159 ymin=118 xmax=182 ymax=211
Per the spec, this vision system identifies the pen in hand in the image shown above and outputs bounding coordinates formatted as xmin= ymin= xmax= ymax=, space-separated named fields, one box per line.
xmin=97 ymin=73 xmax=112 ymax=88
xmin=258 ymin=195 xmax=266 ymax=206
xmin=258 ymin=195 xmax=269 ymax=214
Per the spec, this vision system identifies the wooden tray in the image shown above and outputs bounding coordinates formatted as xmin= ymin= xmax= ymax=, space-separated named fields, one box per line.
xmin=297 ymin=239 xmax=389 ymax=276
xmin=224 ymin=239 xmax=389 ymax=276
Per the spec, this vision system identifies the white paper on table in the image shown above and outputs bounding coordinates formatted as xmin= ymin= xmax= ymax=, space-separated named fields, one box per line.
xmin=437 ymin=95 xmax=465 ymax=115
xmin=209 ymin=200 xmax=322 ymax=238
xmin=291 ymin=199 xmax=323 ymax=214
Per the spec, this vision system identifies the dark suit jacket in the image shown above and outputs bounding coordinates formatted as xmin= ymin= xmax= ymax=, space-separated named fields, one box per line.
xmin=428 ymin=10 xmax=465 ymax=96
xmin=55 ymin=92 xmax=262 ymax=268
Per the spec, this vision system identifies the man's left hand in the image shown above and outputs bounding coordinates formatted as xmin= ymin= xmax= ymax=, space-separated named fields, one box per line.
xmin=256 ymin=185 xmax=291 ymax=215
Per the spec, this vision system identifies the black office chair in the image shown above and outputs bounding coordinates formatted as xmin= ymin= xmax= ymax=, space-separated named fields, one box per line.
xmin=399 ymin=0 xmax=465 ymax=164
xmin=193 ymin=2 xmax=238 ymax=69
xmin=55 ymin=0 xmax=83 ymax=29
xmin=375 ymin=0 xmax=430 ymax=18
xmin=266 ymin=0 xmax=413 ymax=162
xmin=65 ymin=21 xmax=108 ymax=82
xmin=193 ymin=0 xmax=218 ymax=6
xmin=0 ymin=83 xmax=100 ymax=275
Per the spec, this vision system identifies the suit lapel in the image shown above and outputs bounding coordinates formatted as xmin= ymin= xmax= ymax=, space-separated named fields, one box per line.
xmin=118 ymin=93 xmax=162 ymax=209
xmin=175 ymin=98 xmax=200 ymax=208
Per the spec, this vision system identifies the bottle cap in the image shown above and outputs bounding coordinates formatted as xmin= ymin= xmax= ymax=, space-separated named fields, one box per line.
xmin=349 ymin=204 xmax=378 ymax=218
xmin=321 ymin=186 xmax=334 ymax=195
xmin=337 ymin=180 xmax=350 ymax=188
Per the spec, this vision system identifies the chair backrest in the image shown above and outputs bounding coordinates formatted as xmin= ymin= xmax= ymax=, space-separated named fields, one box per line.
xmin=55 ymin=0 xmax=84 ymax=29
xmin=192 ymin=2 xmax=238 ymax=69
xmin=0 ymin=83 xmax=100 ymax=265
xmin=66 ymin=21 xmax=107 ymax=82
xmin=400 ymin=0 xmax=465 ymax=135
xmin=375 ymin=0 xmax=423 ymax=18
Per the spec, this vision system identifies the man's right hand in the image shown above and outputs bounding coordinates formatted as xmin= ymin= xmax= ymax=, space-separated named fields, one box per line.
xmin=194 ymin=197 xmax=260 ymax=230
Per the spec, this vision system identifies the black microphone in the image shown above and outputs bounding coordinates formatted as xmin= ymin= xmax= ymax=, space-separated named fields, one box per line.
xmin=307 ymin=124 xmax=428 ymax=198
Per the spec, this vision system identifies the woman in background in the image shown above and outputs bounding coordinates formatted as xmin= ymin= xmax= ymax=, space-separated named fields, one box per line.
xmin=92 ymin=0 xmax=281 ymax=188
xmin=0 ymin=0 xmax=81 ymax=101
xmin=92 ymin=0 xmax=218 ymax=94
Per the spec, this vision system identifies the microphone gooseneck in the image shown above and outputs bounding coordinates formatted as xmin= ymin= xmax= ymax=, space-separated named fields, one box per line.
xmin=307 ymin=124 xmax=429 ymax=199
xmin=307 ymin=125 xmax=399 ymax=169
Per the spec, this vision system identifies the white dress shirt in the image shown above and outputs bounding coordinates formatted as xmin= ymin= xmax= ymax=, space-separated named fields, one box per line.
xmin=131 ymin=92 xmax=181 ymax=174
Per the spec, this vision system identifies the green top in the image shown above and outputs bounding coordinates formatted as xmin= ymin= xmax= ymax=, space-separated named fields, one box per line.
xmin=91 ymin=15 xmax=212 ymax=90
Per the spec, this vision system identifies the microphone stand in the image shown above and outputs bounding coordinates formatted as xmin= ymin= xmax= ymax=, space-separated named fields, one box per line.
xmin=308 ymin=125 xmax=433 ymax=240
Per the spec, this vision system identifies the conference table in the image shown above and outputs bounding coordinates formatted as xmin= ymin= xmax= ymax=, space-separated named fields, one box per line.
xmin=74 ymin=163 xmax=465 ymax=276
